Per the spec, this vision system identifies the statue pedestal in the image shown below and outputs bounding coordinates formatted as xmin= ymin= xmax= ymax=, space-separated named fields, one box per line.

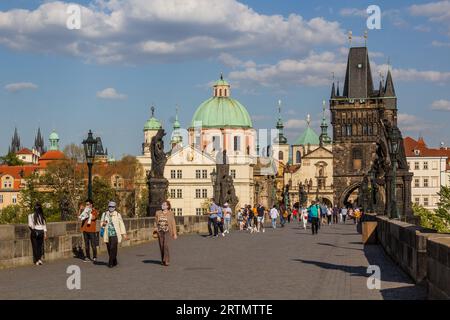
xmin=147 ymin=177 xmax=169 ymax=217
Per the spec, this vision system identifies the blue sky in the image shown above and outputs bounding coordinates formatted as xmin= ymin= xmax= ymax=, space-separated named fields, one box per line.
xmin=0 ymin=0 xmax=449 ymax=158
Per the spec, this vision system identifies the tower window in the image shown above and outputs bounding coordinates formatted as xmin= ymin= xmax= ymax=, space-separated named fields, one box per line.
xmin=234 ymin=136 xmax=241 ymax=151
xmin=352 ymin=148 xmax=362 ymax=170
xmin=278 ymin=151 xmax=284 ymax=160
xmin=296 ymin=151 xmax=301 ymax=163
xmin=224 ymin=89 xmax=227 ymax=96
xmin=219 ymin=89 xmax=222 ymax=96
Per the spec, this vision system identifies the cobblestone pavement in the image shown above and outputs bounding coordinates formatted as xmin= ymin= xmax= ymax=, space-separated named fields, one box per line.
xmin=0 ymin=221 xmax=426 ymax=300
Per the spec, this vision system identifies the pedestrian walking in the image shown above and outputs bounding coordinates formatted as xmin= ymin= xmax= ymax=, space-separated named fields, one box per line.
xmin=301 ymin=206 xmax=308 ymax=230
xmin=237 ymin=208 xmax=244 ymax=231
xmin=154 ymin=201 xmax=177 ymax=266
xmin=332 ymin=205 xmax=339 ymax=225
xmin=327 ymin=206 xmax=332 ymax=225
xmin=223 ymin=203 xmax=232 ymax=234
xmin=28 ymin=203 xmax=47 ymax=266
xmin=308 ymin=201 xmax=320 ymax=235
xmin=341 ymin=207 xmax=348 ymax=223
xmin=207 ymin=198 xmax=219 ymax=237
xmin=78 ymin=199 xmax=99 ymax=262
xmin=257 ymin=204 xmax=265 ymax=233
xmin=100 ymin=201 xmax=128 ymax=268
xmin=248 ymin=205 xmax=255 ymax=232
xmin=269 ymin=205 xmax=279 ymax=229
xmin=217 ymin=205 xmax=225 ymax=237
xmin=292 ymin=207 xmax=298 ymax=222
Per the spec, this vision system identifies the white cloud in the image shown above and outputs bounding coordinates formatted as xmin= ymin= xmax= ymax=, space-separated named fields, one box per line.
xmin=0 ymin=0 xmax=346 ymax=64
xmin=96 ymin=87 xmax=127 ymax=99
xmin=226 ymin=51 xmax=450 ymax=89
xmin=432 ymin=40 xmax=450 ymax=47
xmin=410 ymin=1 xmax=450 ymax=36
xmin=431 ymin=99 xmax=450 ymax=111
xmin=398 ymin=113 xmax=430 ymax=132
xmin=339 ymin=8 xmax=367 ymax=17
xmin=284 ymin=119 xmax=307 ymax=129
xmin=4 ymin=82 xmax=38 ymax=92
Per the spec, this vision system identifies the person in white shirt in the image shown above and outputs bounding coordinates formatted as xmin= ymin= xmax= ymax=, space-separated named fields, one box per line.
xmin=269 ymin=205 xmax=279 ymax=229
xmin=327 ymin=207 xmax=333 ymax=225
xmin=28 ymin=203 xmax=47 ymax=266
xmin=223 ymin=203 xmax=232 ymax=234
xmin=301 ymin=206 xmax=308 ymax=230
xmin=341 ymin=207 xmax=348 ymax=223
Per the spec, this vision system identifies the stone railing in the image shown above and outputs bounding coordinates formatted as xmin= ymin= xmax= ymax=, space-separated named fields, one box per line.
xmin=0 ymin=215 xmax=209 ymax=269
xmin=374 ymin=215 xmax=450 ymax=299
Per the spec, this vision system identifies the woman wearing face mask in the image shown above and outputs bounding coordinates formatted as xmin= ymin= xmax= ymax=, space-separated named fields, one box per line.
xmin=154 ymin=201 xmax=177 ymax=266
xmin=100 ymin=201 xmax=128 ymax=268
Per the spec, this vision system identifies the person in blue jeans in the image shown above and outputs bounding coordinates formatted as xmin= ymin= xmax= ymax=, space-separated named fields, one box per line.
xmin=217 ymin=205 xmax=225 ymax=237
xmin=208 ymin=199 xmax=219 ymax=237
xmin=308 ymin=201 xmax=320 ymax=235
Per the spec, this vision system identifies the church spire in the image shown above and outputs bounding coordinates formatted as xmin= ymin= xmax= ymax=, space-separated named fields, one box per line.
xmin=275 ymin=100 xmax=287 ymax=144
xmin=336 ymin=81 xmax=340 ymax=96
xmin=331 ymin=82 xmax=336 ymax=98
xmin=34 ymin=127 xmax=45 ymax=154
xmin=10 ymin=127 xmax=21 ymax=153
xmin=319 ymin=100 xmax=331 ymax=146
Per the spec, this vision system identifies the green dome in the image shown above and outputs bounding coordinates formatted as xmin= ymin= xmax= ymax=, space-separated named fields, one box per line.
xmin=49 ymin=131 xmax=59 ymax=140
xmin=191 ymin=97 xmax=253 ymax=128
xmin=144 ymin=117 xmax=162 ymax=131
xmin=294 ymin=127 xmax=320 ymax=146
xmin=214 ymin=79 xmax=229 ymax=86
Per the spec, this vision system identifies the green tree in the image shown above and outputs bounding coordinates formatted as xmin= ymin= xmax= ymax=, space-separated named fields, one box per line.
xmin=0 ymin=205 xmax=26 ymax=224
xmin=136 ymin=187 xmax=148 ymax=217
xmin=92 ymin=177 xmax=118 ymax=214
xmin=20 ymin=171 xmax=48 ymax=211
xmin=413 ymin=186 xmax=450 ymax=233
xmin=0 ymin=152 xmax=24 ymax=166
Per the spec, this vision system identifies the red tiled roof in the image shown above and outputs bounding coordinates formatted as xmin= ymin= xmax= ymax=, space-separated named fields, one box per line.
xmin=0 ymin=165 xmax=41 ymax=190
xmin=17 ymin=148 xmax=33 ymax=155
xmin=40 ymin=150 xmax=65 ymax=161
xmin=404 ymin=136 xmax=450 ymax=170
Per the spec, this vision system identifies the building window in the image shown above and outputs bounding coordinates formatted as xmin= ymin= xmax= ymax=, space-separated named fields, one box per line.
xmin=176 ymin=170 xmax=182 ymax=179
xmin=231 ymin=169 xmax=236 ymax=179
xmin=0 ymin=195 xmax=3 ymax=204
xmin=196 ymin=208 xmax=202 ymax=216
xmin=224 ymin=89 xmax=227 ymax=96
xmin=423 ymin=178 xmax=429 ymax=188
xmin=352 ymin=148 xmax=362 ymax=171
xmin=407 ymin=162 xmax=410 ymax=170
xmin=296 ymin=151 xmax=301 ymax=164
xmin=414 ymin=162 xmax=419 ymax=170
xmin=414 ymin=197 xmax=420 ymax=205
xmin=212 ymin=136 xmax=221 ymax=151
xmin=423 ymin=162 xmax=428 ymax=170
xmin=234 ymin=136 xmax=241 ymax=152
xmin=195 ymin=189 xmax=201 ymax=199
xmin=177 ymin=189 xmax=183 ymax=199
xmin=195 ymin=170 xmax=201 ymax=179
xmin=202 ymin=189 xmax=208 ymax=198
xmin=278 ymin=151 xmax=284 ymax=161
xmin=219 ymin=89 xmax=222 ymax=96
xmin=170 ymin=170 xmax=176 ymax=179
xmin=170 ymin=189 xmax=176 ymax=198
xmin=368 ymin=125 xmax=373 ymax=135
xmin=3 ymin=176 xmax=13 ymax=189
xmin=202 ymin=170 xmax=208 ymax=179
xmin=343 ymin=124 xmax=352 ymax=136
xmin=424 ymin=197 xmax=429 ymax=207
xmin=176 ymin=208 xmax=183 ymax=216
xmin=12 ymin=196 xmax=17 ymax=204
xmin=414 ymin=178 xmax=420 ymax=188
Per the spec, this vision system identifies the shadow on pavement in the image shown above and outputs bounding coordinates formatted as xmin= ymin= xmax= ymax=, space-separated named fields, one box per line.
xmin=316 ymin=242 xmax=363 ymax=251
xmin=142 ymin=260 xmax=162 ymax=265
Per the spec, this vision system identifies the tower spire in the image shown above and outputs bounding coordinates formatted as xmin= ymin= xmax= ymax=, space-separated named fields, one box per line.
xmin=320 ymin=100 xmax=331 ymax=146
xmin=336 ymin=80 xmax=340 ymax=96
xmin=331 ymin=82 xmax=336 ymax=98
xmin=275 ymin=99 xmax=287 ymax=144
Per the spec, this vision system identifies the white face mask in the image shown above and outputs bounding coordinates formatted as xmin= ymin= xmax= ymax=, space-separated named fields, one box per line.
xmin=161 ymin=204 xmax=168 ymax=211
xmin=108 ymin=207 xmax=115 ymax=213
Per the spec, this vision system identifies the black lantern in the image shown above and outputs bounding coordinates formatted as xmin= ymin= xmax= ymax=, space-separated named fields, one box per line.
xmin=82 ymin=130 xmax=97 ymax=200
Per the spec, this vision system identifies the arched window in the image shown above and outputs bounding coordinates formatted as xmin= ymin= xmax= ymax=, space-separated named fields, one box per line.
xmin=214 ymin=89 xmax=217 ymax=96
xmin=234 ymin=136 xmax=241 ymax=151
xmin=224 ymin=89 xmax=227 ymax=96
xmin=219 ymin=89 xmax=222 ymax=96
xmin=278 ymin=151 xmax=284 ymax=160
xmin=296 ymin=150 xmax=301 ymax=163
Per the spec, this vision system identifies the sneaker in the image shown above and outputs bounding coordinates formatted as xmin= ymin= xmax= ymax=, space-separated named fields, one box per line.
xmin=35 ymin=262 xmax=40 ymax=266
xmin=83 ymin=258 xmax=89 ymax=263
xmin=38 ymin=260 xmax=43 ymax=265
xmin=221 ymin=233 xmax=225 ymax=237
xmin=93 ymin=258 xmax=97 ymax=262
xmin=263 ymin=229 xmax=265 ymax=233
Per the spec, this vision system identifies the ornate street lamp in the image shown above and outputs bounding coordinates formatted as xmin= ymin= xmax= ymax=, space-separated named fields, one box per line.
xmin=389 ymin=126 xmax=401 ymax=219
xmin=82 ymin=130 xmax=97 ymax=200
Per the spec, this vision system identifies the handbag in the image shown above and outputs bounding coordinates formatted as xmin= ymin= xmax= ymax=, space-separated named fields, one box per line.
xmin=100 ymin=227 xmax=105 ymax=238
xmin=152 ymin=229 xmax=159 ymax=239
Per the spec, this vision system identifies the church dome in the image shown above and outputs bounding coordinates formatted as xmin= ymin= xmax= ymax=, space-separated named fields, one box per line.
xmin=49 ymin=131 xmax=59 ymax=140
xmin=144 ymin=106 xmax=162 ymax=131
xmin=190 ymin=76 xmax=252 ymax=129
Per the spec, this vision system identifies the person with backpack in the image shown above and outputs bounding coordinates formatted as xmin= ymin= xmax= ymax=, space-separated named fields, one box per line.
xmin=78 ymin=199 xmax=99 ymax=262
xmin=28 ymin=203 xmax=47 ymax=266
xmin=100 ymin=201 xmax=128 ymax=268
xmin=308 ymin=201 xmax=320 ymax=235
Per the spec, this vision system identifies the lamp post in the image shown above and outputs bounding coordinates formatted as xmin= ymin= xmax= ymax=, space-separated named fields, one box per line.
xmin=389 ymin=126 xmax=401 ymax=219
xmin=82 ymin=130 xmax=97 ymax=201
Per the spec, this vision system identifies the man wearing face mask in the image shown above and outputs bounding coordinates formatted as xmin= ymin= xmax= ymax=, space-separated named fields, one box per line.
xmin=100 ymin=201 xmax=128 ymax=268
xmin=154 ymin=201 xmax=177 ymax=266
